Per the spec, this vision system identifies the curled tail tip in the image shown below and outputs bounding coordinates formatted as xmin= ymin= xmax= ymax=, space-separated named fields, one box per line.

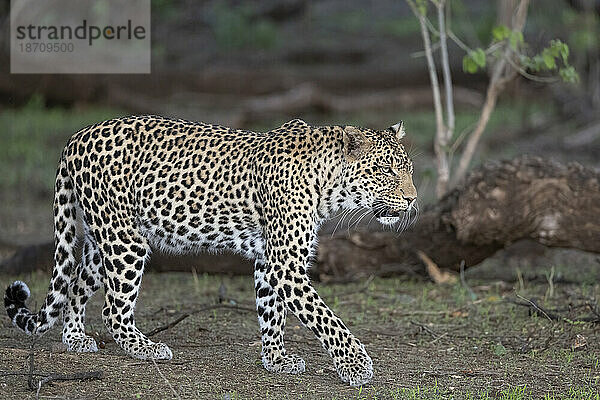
xmin=5 ymin=281 xmax=37 ymax=334
xmin=5 ymin=281 xmax=31 ymax=304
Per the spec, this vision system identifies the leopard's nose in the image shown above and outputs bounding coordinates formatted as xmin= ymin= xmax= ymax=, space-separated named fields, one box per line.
xmin=403 ymin=195 xmax=416 ymax=206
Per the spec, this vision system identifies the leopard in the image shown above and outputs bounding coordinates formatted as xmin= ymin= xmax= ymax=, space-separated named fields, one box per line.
xmin=4 ymin=116 xmax=417 ymax=386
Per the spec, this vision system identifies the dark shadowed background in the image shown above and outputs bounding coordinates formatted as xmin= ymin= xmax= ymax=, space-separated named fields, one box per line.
xmin=1 ymin=0 xmax=598 ymax=248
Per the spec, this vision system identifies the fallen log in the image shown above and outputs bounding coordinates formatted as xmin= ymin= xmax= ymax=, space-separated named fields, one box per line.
xmin=317 ymin=155 xmax=600 ymax=280
xmin=0 ymin=242 xmax=253 ymax=276
xmin=1 ymin=156 xmax=598 ymax=280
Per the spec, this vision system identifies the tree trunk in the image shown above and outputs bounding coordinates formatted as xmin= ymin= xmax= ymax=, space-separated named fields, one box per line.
xmin=1 ymin=156 xmax=599 ymax=280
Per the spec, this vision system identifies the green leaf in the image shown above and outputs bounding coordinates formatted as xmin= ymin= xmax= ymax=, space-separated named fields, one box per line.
xmin=462 ymin=54 xmax=478 ymax=74
xmin=559 ymin=66 xmax=580 ymax=84
xmin=551 ymin=39 xmax=570 ymax=63
xmin=463 ymin=49 xmax=486 ymax=74
xmin=472 ymin=48 xmax=486 ymax=68
xmin=519 ymin=55 xmax=531 ymax=68
xmin=531 ymin=55 xmax=544 ymax=72
xmin=542 ymin=51 xmax=556 ymax=69
xmin=492 ymin=25 xmax=510 ymax=41
xmin=493 ymin=343 xmax=507 ymax=356
xmin=509 ymin=31 xmax=524 ymax=50
xmin=560 ymin=44 xmax=569 ymax=63
xmin=415 ymin=0 xmax=428 ymax=15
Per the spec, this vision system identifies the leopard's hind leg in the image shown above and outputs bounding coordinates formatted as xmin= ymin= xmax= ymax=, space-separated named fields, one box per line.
xmin=62 ymin=228 xmax=104 ymax=352
xmin=94 ymin=218 xmax=172 ymax=360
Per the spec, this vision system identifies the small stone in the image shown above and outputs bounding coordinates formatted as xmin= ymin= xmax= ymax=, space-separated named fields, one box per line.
xmin=572 ymin=334 xmax=587 ymax=351
xmin=51 ymin=342 xmax=68 ymax=353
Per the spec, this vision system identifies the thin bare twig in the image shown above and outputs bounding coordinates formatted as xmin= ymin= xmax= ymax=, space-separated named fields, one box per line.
xmin=459 ymin=260 xmax=477 ymax=300
xmin=147 ymin=301 xmax=253 ymax=337
xmin=23 ymin=327 xmax=102 ymax=398
xmin=27 ymin=338 xmax=36 ymax=390
xmin=191 ymin=303 xmax=255 ymax=314
xmin=330 ymin=275 xmax=375 ymax=298
xmin=146 ymin=314 xmax=190 ymax=337
xmin=410 ymin=41 xmax=441 ymax=58
xmin=511 ymin=295 xmax=600 ymax=324
xmin=429 ymin=332 xmax=449 ymax=344
xmin=447 ymin=29 xmax=472 ymax=53
xmin=36 ymin=372 xmax=102 ymax=399
xmin=407 ymin=0 xmax=448 ymax=198
xmin=437 ymin=0 xmax=455 ymax=155
xmin=151 ymin=359 xmax=181 ymax=400
xmin=0 ymin=371 xmax=47 ymax=377
xmin=410 ymin=320 xmax=455 ymax=345
xmin=516 ymin=294 xmax=554 ymax=322
xmin=410 ymin=320 xmax=440 ymax=338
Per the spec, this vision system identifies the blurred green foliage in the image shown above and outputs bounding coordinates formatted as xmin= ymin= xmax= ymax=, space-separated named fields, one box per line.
xmin=561 ymin=6 xmax=600 ymax=55
xmin=463 ymin=48 xmax=486 ymax=74
xmin=377 ymin=16 xmax=421 ymax=38
xmin=462 ymin=30 xmax=579 ymax=84
xmin=450 ymin=0 xmax=496 ymax=44
xmin=329 ymin=10 xmax=369 ymax=34
xmin=405 ymin=0 xmax=581 ymax=84
xmin=210 ymin=2 xmax=279 ymax=51
xmin=151 ymin=0 xmax=179 ymax=19
xmin=0 ymin=95 xmax=123 ymax=196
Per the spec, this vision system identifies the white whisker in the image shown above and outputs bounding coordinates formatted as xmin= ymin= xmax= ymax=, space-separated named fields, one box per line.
xmin=331 ymin=208 xmax=351 ymax=237
xmin=346 ymin=208 xmax=364 ymax=235
xmin=352 ymin=210 xmax=371 ymax=229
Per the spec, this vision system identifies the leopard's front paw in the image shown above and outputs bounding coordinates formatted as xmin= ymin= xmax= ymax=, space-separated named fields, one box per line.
xmin=129 ymin=342 xmax=173 ymax=360
xmin=262 ymin=352 xmax=306 ymax=374
xmin=63 ymin=333 xmax=99 ymax=353
xmin=333 ymin=342 xmax=373 ymax=386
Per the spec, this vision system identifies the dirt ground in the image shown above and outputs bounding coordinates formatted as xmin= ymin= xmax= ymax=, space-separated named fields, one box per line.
xmin=1 ymin=260 xmax=599 ymax=400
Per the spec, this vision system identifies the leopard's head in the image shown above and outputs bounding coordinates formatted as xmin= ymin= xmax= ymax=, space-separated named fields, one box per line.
xmin=341 ymin=122 xmax=417 ymax=226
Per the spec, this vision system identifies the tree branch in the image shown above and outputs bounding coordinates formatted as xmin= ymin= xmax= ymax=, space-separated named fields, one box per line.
xmin=407 ymin=0 xmax=449 ymax=198
xmin=438 ymin=0 xmax=454 ymax=137
xmin=437 ymin=0 xmax=455 ymax=194
xmin=453 ymin=0 xmax=530 ymax=185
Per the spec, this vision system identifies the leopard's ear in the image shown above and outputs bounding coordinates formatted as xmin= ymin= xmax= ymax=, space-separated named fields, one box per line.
xmin=389 ymin=121 xmax=405 ymax=140
xmin=343 ymin=126 xmax=371 ymax=161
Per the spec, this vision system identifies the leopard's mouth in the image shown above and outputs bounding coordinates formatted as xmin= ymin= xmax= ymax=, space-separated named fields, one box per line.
xmin=372 ymin=204 xmax=403 ymax=226
xmin=373 ymin=208 xmax=401 ymax=218
xmin=376 ymin=216 xmax=401 ymax=226
xmin=371 ymin=196 xmax=420 ymax=226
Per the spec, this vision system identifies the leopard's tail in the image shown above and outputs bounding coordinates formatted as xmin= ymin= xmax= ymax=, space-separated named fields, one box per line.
xmin=4 ymin=155 xmax=77 ymax=336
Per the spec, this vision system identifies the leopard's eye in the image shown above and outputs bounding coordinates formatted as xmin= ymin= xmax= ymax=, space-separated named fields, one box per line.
xmin=379 ymin=165 xmax=395 ymax=175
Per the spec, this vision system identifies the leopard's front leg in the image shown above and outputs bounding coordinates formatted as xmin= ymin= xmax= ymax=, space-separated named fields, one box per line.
xmin=254 ymin=261 xmax=306 ymax=374
xmin=262 ymin=240 xmax=373 ymax=386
